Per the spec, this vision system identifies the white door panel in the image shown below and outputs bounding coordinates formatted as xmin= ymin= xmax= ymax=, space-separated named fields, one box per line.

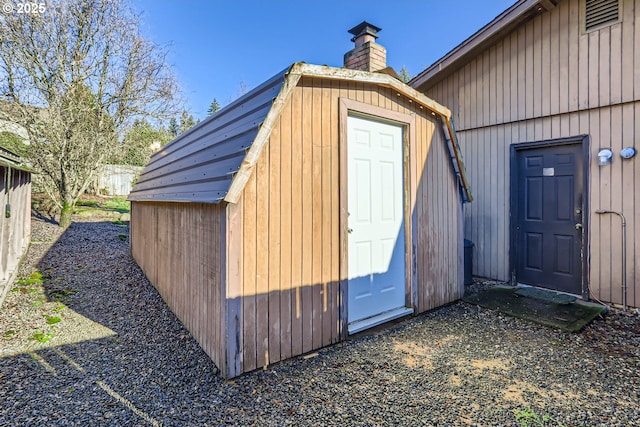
xmin=347 ymin=115 xmax=406 ymax=326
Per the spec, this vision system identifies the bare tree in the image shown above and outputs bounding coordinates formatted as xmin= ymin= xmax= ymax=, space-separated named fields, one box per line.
xmin=0 ymin=0 xmax=179 ymax=227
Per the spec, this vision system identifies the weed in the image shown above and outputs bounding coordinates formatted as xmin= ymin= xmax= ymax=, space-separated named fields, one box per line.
xmin=31 ymin=297 xmax=46 ymax=307
xmin=117 ymin=233 xmax=127 ymax=241
xmin=30 ymin=331 xmax=54 ymax=343
xmin=513 ymin=408 xmax=563 ymax=427
xmin=514 ymin=408 xmax=543 ymax=426
xmin=53 ymin=304 xmax=66 ymax=312
xmin=17 ymin=271 xmax=44 ymax=286
xmin=112 ymin=219 xmax=123 ymax=225
xmin=50 ymin=288 xmax=77 ymax=301
xmin=44 ymin=315 xmax=61 ymax=325
xmin=3 ymin=330 xmax=16 ymax=338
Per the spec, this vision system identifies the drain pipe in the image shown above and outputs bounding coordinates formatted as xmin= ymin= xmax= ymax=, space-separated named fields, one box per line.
xmin=595 ymin=209 xmax=627 ymax=310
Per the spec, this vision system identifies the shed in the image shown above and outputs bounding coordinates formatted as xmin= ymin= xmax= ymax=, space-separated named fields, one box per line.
xmin=410 ymin=0 xmax=640 ymax=309
xmin=0 ymin=147 xmax=32 ymax=307
xmin=129 ymin=25 xmax=471 ymax=378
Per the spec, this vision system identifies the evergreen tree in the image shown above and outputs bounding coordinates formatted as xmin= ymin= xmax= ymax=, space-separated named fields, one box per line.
xmin=116 ymin=120 xmax=172 ymax=166
xmin=179 ymin=110 xmax=196 ymax=134
xmin=207 ymin=98 xmax=221 ymax=116
xmin=168 ymin=117 xmax=179 ymax=137
xmin=400 ymin=66 xmax=412 ymax=84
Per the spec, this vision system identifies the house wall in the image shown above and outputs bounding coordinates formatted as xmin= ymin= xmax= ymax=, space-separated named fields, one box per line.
xmin=130 ymin=201 xmax=227 ymax=371
xmin=421 ymin=0 xmax=640 ymax=307
xmin=0 ymin=167 xmax=31 ymax=306
xmin=230 ymin=76 xmax=462 ymax=375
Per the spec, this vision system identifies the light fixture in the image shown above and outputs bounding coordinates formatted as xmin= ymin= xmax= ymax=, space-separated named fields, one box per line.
xmin=620 ymin=147 xmax=637 ymax=159
xmin=597 ymin=148 xmax=613 ymax=166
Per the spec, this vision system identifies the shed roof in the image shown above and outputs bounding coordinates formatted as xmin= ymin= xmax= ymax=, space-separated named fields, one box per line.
xmin=410 ymin=0 xmax=558 ymax=91
xmin=129 ymin=62 xmax=472 ymax=204
xmin=0 ymin=146 xmax=32 ymax=172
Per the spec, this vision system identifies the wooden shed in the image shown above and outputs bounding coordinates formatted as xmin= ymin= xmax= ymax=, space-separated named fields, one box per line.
xmin=411 ymin=0 xmax=640 ymax=308
xmin=130 ymin=25 xmax=471 ymax=378
xmin=0 ymin=147 xmax=32 ymax=307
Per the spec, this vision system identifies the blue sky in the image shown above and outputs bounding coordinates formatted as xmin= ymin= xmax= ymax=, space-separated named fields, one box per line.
xmin=134 ymin=1 xmax=515 ymax=120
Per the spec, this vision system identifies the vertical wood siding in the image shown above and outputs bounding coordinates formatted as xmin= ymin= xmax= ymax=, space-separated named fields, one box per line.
xmin=0 ymin=168 xmax=31 ymax=305
xmin=130 ymin=201 xmax=226 ymax=369
xmin=235 ymin=77 xmax=462 ymax=373
xmin=423 ymin=0 xmax=640 ymax=307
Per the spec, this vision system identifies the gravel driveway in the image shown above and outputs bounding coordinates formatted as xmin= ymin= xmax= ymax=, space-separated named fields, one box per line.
xmin=1 ymin=216 xmax=639 ymax=426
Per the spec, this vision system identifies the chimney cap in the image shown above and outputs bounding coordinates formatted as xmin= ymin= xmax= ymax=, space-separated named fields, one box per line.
xmin=348 ymin=21 xmax=382 ymax=42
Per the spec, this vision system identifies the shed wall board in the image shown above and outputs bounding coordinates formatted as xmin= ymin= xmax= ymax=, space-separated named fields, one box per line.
xmin=418 ymin=0 xmax=640 ymax=308
xmin=130 ymin=201 xmax=226 ymax=368
xmin=0 ymin=167 xmax=31 ymax=307
xmin=233 ymin=77 xmax=463 ymax=372
xmin=131 ymin=69 xmax=466 ymax=378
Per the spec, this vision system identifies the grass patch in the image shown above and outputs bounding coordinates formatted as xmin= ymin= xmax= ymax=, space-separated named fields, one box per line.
xmin=117 ymin=233 xmax=127 ymax=241
xmin=101 ymin=197 xmax=130 ymax=213
xmin=3 ymin=330 xmax=16 ymax=339
xmin=76 ymin=199 xmax=100 ymax=208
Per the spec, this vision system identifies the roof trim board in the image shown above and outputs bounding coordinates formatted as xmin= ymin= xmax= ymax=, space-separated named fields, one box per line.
xmin=224 ymin=65 xmax=302 ymax=203
xmin=225 ymin=62 xmax=471 ymax=203
xmin=0 ymin=146 xmax=32 ymax=173
xmin=130 ymin=62 xmax=473 ymax=204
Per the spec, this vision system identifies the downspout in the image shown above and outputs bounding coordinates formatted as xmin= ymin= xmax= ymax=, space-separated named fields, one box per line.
xmin=595 ymin=209 xmax=627 ymax=310
xmin=442 ymin=117 xmax=473 ymax=203
xmin=4 ymin=165 xmax=10 ymax=218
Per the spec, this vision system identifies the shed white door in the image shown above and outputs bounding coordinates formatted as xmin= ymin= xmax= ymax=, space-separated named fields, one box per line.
xmin=347 ymin=115 xmax=410 ymax=333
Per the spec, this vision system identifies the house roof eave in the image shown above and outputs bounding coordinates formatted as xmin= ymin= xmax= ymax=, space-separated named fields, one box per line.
xmin=409 ymin=0 xmax=557 ymax=91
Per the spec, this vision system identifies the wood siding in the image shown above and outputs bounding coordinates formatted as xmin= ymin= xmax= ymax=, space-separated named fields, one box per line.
xmin=130 ymin=202 xmax=227 ymax=370
xmin=422 ymin=0 xmax=640 ymax=307
xmin=0 ymin=167 xmax=31 ymax=306
xmin=234 ymin=77 xmax=462 ymax=374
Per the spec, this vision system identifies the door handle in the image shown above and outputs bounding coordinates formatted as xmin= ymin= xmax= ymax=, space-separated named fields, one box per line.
xmin=575 ymin=223 xmax=583 ymax=230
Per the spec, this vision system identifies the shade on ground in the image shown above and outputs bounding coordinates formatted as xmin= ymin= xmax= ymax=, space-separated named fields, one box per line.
xmin=462 ymin=286 xmax=607 ymax=332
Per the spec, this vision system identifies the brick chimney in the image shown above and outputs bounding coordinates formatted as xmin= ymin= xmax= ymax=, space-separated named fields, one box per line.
xmin=343 ymin=21 xmax=386 ymax=72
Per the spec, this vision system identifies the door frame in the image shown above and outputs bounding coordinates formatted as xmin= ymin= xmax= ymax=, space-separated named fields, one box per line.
xmin=509 ymin=135 xmax=590 ymax=299
xmin=338 ymin=98 xmax=416 ymax=338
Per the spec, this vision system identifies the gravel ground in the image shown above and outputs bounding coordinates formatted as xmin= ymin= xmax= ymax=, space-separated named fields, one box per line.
xmin=1 ymin=216 xmax=639 ymax=426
